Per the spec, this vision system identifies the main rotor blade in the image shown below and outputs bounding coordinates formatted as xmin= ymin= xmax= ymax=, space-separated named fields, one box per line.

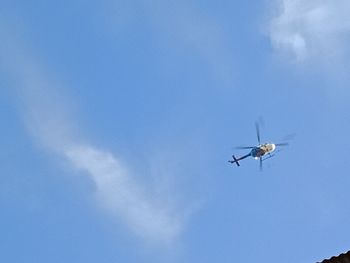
xmin=234 ymin=146 xmax=255 ymax=149
xmin=255 ymin=122 xmax=261 ymax=144
xmin=281 ymin=133 xmax=296 ymax=141
xmin=259 ymin=157 xmax=263 ymax=171
xmin=275 ymin=142 xmax=289 ymax=146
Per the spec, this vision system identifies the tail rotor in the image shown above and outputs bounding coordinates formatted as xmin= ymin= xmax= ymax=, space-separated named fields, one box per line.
xmin=228 ymin=155 xmax=240 ymax=167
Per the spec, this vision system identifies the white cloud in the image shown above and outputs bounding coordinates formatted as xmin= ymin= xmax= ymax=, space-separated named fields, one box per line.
xmin=149 ymin=1 xmax=234 ymax=80
xmin=268 ymin=0 xmax=350 ymax=61
xmin=105 ymin=0 xmax=235 ymax=86
xmin=0 ymin=23 xmax=186 ymax=244
xmin=66 ymin=145 xmax=182 ymax=242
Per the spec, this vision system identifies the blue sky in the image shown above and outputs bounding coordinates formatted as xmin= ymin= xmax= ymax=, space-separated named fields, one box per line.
xmin=1 ymin=0 xmax=350 ymax=262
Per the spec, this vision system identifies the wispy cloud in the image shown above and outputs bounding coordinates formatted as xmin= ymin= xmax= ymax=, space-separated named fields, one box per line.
xmin=148 ymin=1 xmax=234 ymax=84
xmin=268 ymin=0 xmax=350 ymax=62
xmin=105 ymin=0 xmax=235 ymax=86
xmin=0 ymin=22 xmax=186 ymax=244
xmin=66 ymin=145 xmax=183 ymax=241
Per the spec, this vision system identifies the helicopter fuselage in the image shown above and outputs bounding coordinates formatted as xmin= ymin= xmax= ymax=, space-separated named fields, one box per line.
xmin=250 ymin=143 xmax=276 ymax=159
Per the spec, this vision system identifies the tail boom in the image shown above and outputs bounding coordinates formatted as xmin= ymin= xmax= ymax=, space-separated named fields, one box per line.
xmin=229 ymin=154 xmax=250 ymax=167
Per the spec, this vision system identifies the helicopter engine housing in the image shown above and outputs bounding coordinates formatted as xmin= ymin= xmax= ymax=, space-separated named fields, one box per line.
xmin=264 ymin=143 xmax=276 ymax=153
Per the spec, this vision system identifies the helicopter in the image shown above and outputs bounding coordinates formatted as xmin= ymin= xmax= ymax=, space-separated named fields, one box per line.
xmin=228 ymin=122 xmax=289 ymax=170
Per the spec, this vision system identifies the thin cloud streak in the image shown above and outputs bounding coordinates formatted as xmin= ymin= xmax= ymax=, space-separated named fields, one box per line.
xmin=148 ymin=0 xmax=234 ymax=84
xmin=106 ymin=0 xmax=235 ymax=86
xmin=66 ymin=145 xmax=182 ymax=241
xmin=0 ymin=25 xmax=185 ymax=243
xmin=268 ymin=0 xmax=350 ymax=62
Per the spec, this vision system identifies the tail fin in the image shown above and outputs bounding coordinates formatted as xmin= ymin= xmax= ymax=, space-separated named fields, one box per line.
xmin=228 ymin=155 xmax=240 ymax=167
